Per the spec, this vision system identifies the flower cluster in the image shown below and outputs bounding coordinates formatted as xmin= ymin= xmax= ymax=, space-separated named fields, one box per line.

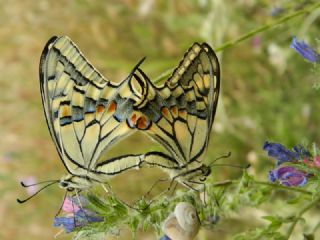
xmin=263 ymin=141 xmax=314 ymax=187
xmin=54 ymin=196 xmax=103 ymax=233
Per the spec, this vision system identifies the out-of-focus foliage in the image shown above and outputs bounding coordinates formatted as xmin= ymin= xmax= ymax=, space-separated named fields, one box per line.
xmin=1 ymin=0 xmax=319 ymax=239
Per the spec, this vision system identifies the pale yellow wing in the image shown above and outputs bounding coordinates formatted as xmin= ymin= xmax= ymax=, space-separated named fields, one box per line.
xmin=40 ymin=36 xmax=147 ymax=175
xmin=128 ymin=43 xmax=220 ymax=166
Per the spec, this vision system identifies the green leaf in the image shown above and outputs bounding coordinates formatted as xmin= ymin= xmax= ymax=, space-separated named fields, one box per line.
xmin=262 ymin=216 xmax=283 ymax=230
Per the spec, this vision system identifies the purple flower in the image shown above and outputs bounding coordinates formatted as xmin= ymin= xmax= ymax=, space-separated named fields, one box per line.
xmin=251 ymin=36 xmax=261 ymax=48
xmin=270 ymin=7 xmax=284 ymax=17
xmin=54 ymin=209 xmax=103 ymax=233
xmin=268 ymin=166 xmax=307 ymax=187
xmin=290 ymin=37 xmax=320 ymax=63
xmin=54 ymin=216 xmax=76 ymax=233
xmin=160 ymin=236 xmax=171 ymax=240
xmin=54 ymin=196 xmax=103 ymax=233
xmin=263 ymin=141 xmax=299 ymax=166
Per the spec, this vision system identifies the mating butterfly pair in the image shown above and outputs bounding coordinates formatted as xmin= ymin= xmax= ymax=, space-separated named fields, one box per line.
xmin=18 ymin=36 xmax=220 ymax=203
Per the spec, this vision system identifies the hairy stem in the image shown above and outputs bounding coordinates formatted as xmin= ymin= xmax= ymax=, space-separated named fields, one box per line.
xmin=210 ymin=179 xmax=312 ymax=195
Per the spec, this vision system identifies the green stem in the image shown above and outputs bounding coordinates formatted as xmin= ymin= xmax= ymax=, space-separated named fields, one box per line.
xmin=153 ymin=2 xmax=320 ymax=84
xmin=254 ymin=180 xmax=312 ymax=195
xmin=210 ymin=179 xmax=312 ymax=195
xmin=214 ymin=2 xmax=320 ymax=52
xmin=285 ymin=196 xmax=320 ymax=239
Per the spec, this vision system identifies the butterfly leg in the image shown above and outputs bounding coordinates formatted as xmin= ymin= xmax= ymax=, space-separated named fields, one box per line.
xmin=100 ymin=184 xmax=109 ymax=194
xmin=54 ymin=229 xmax=64 ymax=239
xmin=188 ymin=180 xmax=207 ymax=205
xmin=144 ymin=177 xmax=169 ymax=199
xmin=182 ymin=181 xmax=200 ymax=193
xmin=70 ymin=194 xmax=78 ymax=228
xmin=55 ymin=190 xmax=68 ymax=217
xmin=100 ymin=182 xmax=113 ymax=195
xmin=75 ymin=190 xmax=90 ymax=223
xmin=169 ymin=181 xmax=179 ymax=197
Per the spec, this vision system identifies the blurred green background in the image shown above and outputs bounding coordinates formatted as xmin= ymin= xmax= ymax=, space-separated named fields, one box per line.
xmin=1 ymin=0 xmax=319 ymax=239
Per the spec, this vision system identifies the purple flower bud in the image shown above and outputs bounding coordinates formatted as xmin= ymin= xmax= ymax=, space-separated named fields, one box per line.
xmin=263 ymin=141 xmax=299 ymax=165
xmin=268 ymin=166 xmax=307 ymax=187
xmin=160 ymin=235 xmax=171 ymax=240
xmin=290 ymin=37 xmax=320 ymax=63
xmin=268 ymin=170 xmax=278 ymax=183
xmin=270 ymin=7 xmax=284 ymax=17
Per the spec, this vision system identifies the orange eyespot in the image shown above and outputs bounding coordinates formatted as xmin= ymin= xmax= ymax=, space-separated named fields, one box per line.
xmin=161 ymin=107 xmax=170 ymax=118
xmin=171 ymin=106 xmax=178 ymax=118
xmin=137 ymin=116 xmax=149 ymax=130
xmin=96 ymin=105 xmax=105 ymax=113
xmin=108 ymin=101 xmax=117 ymax=113
xmin=131 ymin=113 xmax=137 ymax=124
xmin=61 ymin=106 xmax=70 ymax=117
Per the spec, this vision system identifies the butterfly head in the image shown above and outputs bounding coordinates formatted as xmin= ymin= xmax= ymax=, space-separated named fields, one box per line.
xmin=59 ymin=174 xmax=93 ymax=191
xmin=199 ymin=165 xmax=211 ymax=181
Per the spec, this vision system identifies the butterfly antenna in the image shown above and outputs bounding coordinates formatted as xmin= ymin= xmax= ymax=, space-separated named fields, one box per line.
xmin=130 ymin=57 xmax=146 ymax=75
xmin=17 ymin=180 xmax=58 ymax=204
xmin=208 ymin=151 xmax=249 ymax=169
xmin=20 ymin=179 xmax=58 ymax=188
xmin=209 ymin=151 xmax=232 ymax=167
xmin=210 ymin=163 xmax=251 ymax=169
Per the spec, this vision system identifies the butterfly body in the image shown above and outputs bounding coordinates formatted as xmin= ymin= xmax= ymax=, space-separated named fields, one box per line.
xmin=166 ymin=163 xmax=211 ymax=189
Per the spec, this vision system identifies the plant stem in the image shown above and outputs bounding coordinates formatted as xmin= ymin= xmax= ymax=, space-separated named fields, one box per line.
xmin=153 ymin=2 xmax=320 ymax=84
xmin=210 ymin=179 xmax=313 ymax=195
xmin=214 ymin=2 xmax=320 ymax=52
xmin=254 ymin=180 xmax=312 ymax=195
xmin=285 ymin=196 xmax=320 ymax=239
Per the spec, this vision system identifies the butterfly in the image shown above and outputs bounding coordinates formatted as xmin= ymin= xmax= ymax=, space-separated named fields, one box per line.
xmin=18 ymin=37 xmax=220 ymax=204
xmin=132 ymin=42 xmax=221 ymax=190
xmin=18 ymin=36 xmax=152 ymax=203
